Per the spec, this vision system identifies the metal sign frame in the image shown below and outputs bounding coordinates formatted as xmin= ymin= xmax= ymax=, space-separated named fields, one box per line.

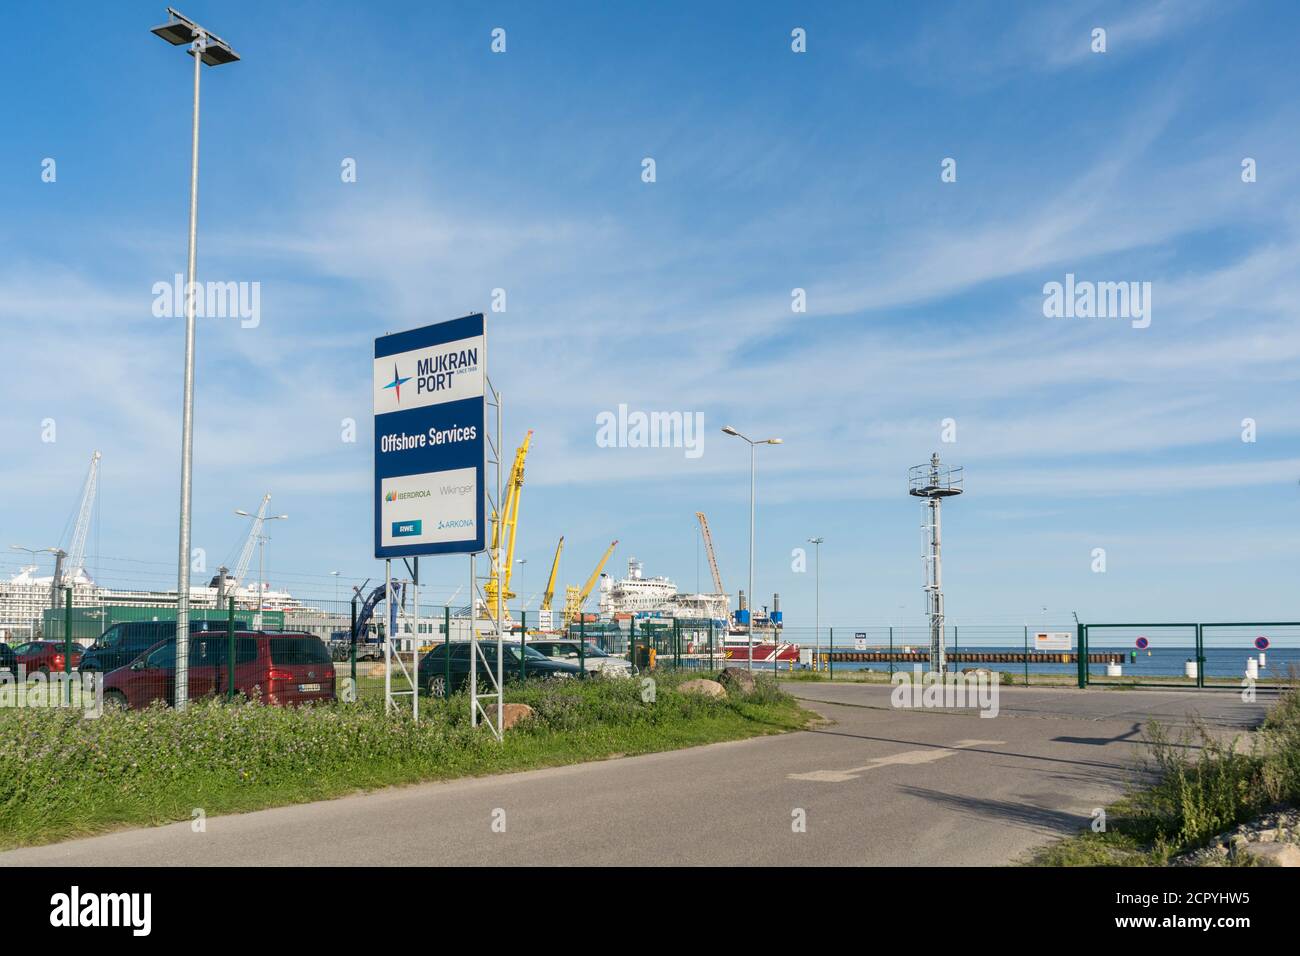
xmin=382 ymin=560 xmax=419 ymax=719
xmin=469 ymin=378 xmax=505 ymax=739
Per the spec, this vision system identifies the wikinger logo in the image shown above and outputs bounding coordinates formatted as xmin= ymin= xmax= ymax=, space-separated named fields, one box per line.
xmin=50 ymin=886 xmax=151 ymax=936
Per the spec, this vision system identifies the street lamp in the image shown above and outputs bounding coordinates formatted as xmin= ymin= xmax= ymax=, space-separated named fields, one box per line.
xmin=807 ymin=537 xmax=823 ymax=670
xmin=721 ymin=426 xmax=783 ymax=672
xmin=153 ymin=5 xmax=240 ymax=712
xmin=236 ymin=510 xmax=287 ymax=629
xmin=9 ymin=545 xmax=64 ymax=611
xmin=152 ymin=8 xmax=239 ymax=710
xmin=331 ymin=570 xmax=342 ymax=606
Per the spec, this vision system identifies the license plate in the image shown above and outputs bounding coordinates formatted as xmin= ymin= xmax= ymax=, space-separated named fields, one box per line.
xmin=298 ymin=683 xmax=321 ymax=693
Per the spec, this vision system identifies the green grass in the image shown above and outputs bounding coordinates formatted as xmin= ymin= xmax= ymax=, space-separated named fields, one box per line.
xmin=1027 ymin=682 xmax=1300 ymax=866
xmin=0 ymin=671 xmax=808 ymax=850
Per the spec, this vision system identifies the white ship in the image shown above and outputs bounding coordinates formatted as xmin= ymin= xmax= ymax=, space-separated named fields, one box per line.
xmin=598 ymin=557 xmax=728 ymax=624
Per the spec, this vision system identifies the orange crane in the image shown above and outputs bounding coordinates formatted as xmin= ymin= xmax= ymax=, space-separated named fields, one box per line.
xmin=541 ymin=536 xmax=564 ymax=612
xmin=563 ymin=540 xmax=618 ymax=626
xmin=695 ymin=511 xmax=725 ymax=594
xmin=483 ymin=431 xmax=532 ymax=621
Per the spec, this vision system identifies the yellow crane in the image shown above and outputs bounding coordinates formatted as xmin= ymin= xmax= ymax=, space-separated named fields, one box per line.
xmin=483 ymin=430 xmax=532 ymax=621
xmin=541 ymin=536 xmax=564 ymax=611
xmin=695 ymin=511 xmax=725 ymax=594
xmin=563 ymin=539 xmax=618 ymax=626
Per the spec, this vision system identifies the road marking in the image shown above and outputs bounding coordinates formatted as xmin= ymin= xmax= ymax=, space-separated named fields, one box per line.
xmin=788 ymin=740 xmax=1005 ymax=783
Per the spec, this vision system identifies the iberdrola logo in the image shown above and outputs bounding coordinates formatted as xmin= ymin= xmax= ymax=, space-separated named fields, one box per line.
xmin=384 ymin=490 xmax=398 ymax=502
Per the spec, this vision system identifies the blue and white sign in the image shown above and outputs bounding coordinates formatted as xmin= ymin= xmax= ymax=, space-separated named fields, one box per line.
xmin=373 ymin=314 xmax=486 ymax=558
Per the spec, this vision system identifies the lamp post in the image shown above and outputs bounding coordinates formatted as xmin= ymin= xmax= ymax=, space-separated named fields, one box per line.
xmin=9 ymin=545 xmax=62 ymax=619
xmin=331 ymin=570 xmax=341 ymax=605
xmin=807 ymin=537 xmax=823 ymax=669
xmin=236 ymin=510 xmax=287 ymax=628
xmin=152 ymin=8 xmax=240 ymax=710
xmin=721 ymin=426 xmax=782 ymax=672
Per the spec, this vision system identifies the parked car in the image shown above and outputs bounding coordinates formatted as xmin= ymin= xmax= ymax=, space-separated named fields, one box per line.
xmin=417 ymin=640 xmax=582 ymax=697
xmin=9 ymin=640 xmax=82 ymax=675
xmin=102 ymin=631 xmax=335 ymax=709
xmin=526 ymin=639 xmax=632 ymax=677
xmin=79 ymin=619 xmax=248 ymax=674
xmin=0 ymin=643 xmax=15 ymax=674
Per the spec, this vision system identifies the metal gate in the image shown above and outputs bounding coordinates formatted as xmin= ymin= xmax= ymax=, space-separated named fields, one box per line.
xmin=1077 ymin=621 xmax=1298 ymax=689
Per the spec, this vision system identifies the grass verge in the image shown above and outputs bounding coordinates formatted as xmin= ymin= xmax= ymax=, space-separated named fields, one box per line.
xmin=0 ymin=671 xmax=808 ymax=851
xmin=1028 ymin=682 xmax=1300 ymax=865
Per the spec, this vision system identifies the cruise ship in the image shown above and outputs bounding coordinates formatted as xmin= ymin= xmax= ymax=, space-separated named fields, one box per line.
xmin=598 ymin=558 xmax=729 ymax=625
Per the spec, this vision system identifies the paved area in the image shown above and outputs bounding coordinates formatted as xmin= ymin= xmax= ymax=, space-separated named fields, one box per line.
xmin=0 ymin=683 xmax=1270 ymax=866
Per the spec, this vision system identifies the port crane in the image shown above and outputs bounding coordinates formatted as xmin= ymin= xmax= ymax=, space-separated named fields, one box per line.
xmin=48 ymin=450 xmax=102 ymax=605
xmin=227 ymin=493 xmax=271 ymax=592
xmin=694 ymin=511 xmax=725 ymax=594
xmin=483 ymin=431 xmax=532 ymax=621
xmin=563 ymin=539 xmax=618 ymax=626
xmin=62 ymin=450 xmax=102 ymax=583
xmin=540 ymin=536 xmax=564 ymax=611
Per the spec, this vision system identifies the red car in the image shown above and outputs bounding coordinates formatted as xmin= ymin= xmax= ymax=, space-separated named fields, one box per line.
xmin=10 ymin=640 xmax=83 ymax=675
xmin=102 ymin=631 xmax=336 ymax=709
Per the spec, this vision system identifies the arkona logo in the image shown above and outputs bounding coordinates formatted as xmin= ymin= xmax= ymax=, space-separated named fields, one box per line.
xmin=50 ymin=886 xmax=151 ymax=936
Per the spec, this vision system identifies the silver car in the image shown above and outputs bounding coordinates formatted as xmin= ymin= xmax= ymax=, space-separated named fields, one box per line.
xmin=526 ymin=639 xmax=632 ymax=677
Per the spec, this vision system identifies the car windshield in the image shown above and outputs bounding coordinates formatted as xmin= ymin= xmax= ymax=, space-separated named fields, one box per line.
xmin=548 ymin=642 xmax=608 ymax=658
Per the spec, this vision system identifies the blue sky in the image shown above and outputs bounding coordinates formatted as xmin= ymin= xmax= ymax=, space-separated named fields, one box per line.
xmin=2 ymin=0 xmax=1299 ymax=627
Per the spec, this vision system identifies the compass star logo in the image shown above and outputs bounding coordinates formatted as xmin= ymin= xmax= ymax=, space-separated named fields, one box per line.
xmin=383 ymin=363 xmax=412 ymax=403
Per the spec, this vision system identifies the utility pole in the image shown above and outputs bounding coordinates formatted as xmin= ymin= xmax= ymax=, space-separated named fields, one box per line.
xmin=722 ymin=426 xmax=783 ymax=672
xmin=808 ymin=537 xmax=823 ymax=668
xmin=151 ymin=8 xmax=240 ymax=710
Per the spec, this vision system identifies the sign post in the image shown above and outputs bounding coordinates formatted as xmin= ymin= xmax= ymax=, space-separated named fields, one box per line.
xmin=374 ymin=314 xmax=489 ymax=722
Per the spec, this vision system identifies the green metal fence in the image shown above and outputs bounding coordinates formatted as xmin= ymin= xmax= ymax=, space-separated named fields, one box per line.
xmin=1078 ymin=621 xmax=1300 ymax=689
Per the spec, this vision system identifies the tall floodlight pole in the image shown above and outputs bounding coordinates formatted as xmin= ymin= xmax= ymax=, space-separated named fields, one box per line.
xmin=908 ymin=453 xmax=963 ymax=676
xmin=722 ymin=427 xmax=782 ymax=672
xmin=152 ymin=8 xmax=240 ymax=710
xmin=808 ymin=537 xmax=823 ymax=668
xmin=235 ymin=511 xmax=287 ymax=629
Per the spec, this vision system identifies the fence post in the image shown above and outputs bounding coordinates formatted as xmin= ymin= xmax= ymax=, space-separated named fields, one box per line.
xmin=1076 ymin=623 xmax=1087 ymax=688
xmin=1023 ymin=625 xmax=1029 ymax=687
xmin=227 ymin=596 xmax=236 ymax=701
xmin=829 ymin=627 xmax=834 ymax=679
xmin=954 ymin=625 xmax=959 ymax=665
xmin=63 ymin=587 xmax=72 ymax=706
xmin=519 ymin=611 xmax=527 ymax=682
xmin=708 ymin=619 xmax=714 ymax=670
xmin=630 ymin=617 xmax=637 ymax=672
xmin=889 ymin=626 xmax=894 ymax=677
xmin=579 ymin=617 xmax=586 ymax=678
xmin=1196 ymin=623 xmax=1205 ymax=689
xmin=443 ymin=605 xmax=451 ymax=699
xmin=349 ymin=596 xmax=358 ymax=696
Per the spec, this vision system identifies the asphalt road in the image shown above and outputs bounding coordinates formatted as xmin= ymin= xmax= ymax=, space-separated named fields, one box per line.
xmin=0 ymin=683 xmax=1271 ymax=867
